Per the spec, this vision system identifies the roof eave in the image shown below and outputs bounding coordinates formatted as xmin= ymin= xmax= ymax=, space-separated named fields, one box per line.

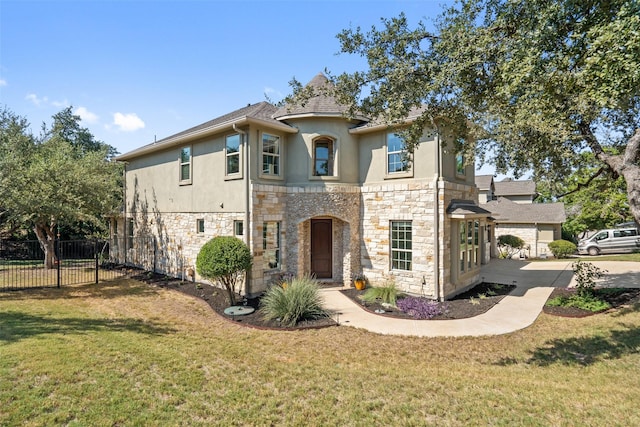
xmin=116 ymin=116 xmax=297 ymax=161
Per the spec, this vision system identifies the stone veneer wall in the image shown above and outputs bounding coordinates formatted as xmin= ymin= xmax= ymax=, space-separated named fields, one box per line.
xmin=439 ymin=180 xmax=483 ymax=299
xmin=360 ymin=180 xmax=438 ymax=296
xmin=251 ymin=183 xmax=361 ymax=294
xmin=115 ymin=212 xmax=245 ymax=283
xmin=494 ymin=224 xmax=554 ymax=258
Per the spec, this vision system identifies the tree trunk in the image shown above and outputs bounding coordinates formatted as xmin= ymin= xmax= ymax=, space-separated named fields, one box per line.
xmin=34 ymin=222 xmax=57 ymax=269
xmin=582 ymin=126 xmax=640 ymax=226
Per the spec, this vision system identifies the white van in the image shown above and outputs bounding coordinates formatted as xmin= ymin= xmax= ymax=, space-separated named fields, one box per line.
xmin=577 ymin=227 xmax=640 ymax=256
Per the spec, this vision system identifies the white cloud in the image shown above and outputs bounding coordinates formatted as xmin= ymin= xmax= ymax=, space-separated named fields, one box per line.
xmin=113 ymin=112 xmax=145 ymax=132
xmin=264 ymin=86 xmax=284 ymax=101
xmin=0 ymin=78 xmax=6 ymax=87
xmin=75 ymin=106 xmax=98 ymax=124
xmin=52 ymin=99 xmax=69 ymax=108
xmin=26 ymin=93 xmax=48 ymax=106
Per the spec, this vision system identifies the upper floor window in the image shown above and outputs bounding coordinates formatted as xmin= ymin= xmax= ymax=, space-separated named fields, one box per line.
xmin=456 ymin=153 xmax=466 ymax=176
xmin=179 ymin=146 xmax=192 ymax=184
xmin=387 ymin=133 xmax=411 ymax=175
xmin=313 ymin=138 xmax=335 ymax=176
xmin=262 ymin=133 xmax=280 ymax=176
xmin=226 ymin=134 xmax=240 ymax=175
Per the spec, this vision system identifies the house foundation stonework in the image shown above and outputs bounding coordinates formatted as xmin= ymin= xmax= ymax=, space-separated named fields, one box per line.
xmin=112 ymin=73 xmax=494 ymax=301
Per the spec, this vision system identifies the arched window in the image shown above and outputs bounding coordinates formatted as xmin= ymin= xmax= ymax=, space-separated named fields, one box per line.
xmin=313 ymin=137 xmax=335 ymax=176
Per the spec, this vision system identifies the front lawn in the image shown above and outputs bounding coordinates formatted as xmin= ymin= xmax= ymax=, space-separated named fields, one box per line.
xmin=2 ymin=278 xmax=640 ymax=425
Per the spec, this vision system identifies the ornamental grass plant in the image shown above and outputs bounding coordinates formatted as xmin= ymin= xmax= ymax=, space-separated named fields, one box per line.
xmin=260 ymin=275 xmax=329 ymax=327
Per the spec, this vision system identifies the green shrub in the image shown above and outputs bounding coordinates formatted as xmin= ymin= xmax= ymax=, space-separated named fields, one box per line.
xmin=260 ymin=275 xmax=329 ymax=327
xmin=548 ymin=239 xmax=577 ymax=258
xmin=362 ymin=282 xmax=399 ymax=305
xmin=546 ymin=293 xmax=611 ymax=312
xmin=196 ymin=236 xmax=252 ymax=305
xmin=572 ymin=260 xmax=607 ymax=297
xmin=497 ymin=234 xmax=525 ymax=259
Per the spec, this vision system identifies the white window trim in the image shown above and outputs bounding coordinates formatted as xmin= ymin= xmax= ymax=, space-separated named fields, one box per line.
xmin=259 ymin=132 xmax=283 ymax=180
xmin=390 ymin=220 xmax=412 ymax=271
xmin=385 ymin=133 xmax=413 ymax=179
xmin=179 ymin=146 xmax=192 ymax=185
xmin=307 ymin=133 xmax=340 ymax=181
xmin=225 ymin=133 xmax=243 ymax=180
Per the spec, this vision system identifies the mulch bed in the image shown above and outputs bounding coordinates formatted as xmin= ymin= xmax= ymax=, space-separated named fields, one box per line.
xmin=129 ymin=270 xmax=640 ymax=329
xmin=542 ymin=287 xmax=640 ymax=318
xmin=341 ymin=282 xmax=516 ymax=320
xmin=130 ymin=271 xmax=337 ymax=330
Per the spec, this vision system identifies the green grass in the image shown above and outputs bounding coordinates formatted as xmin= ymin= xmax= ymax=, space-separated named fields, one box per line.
xmin=575 ymin=253 xmax=640 ymax=262
xmin=2 ymin=278 xmax=640 ymax=425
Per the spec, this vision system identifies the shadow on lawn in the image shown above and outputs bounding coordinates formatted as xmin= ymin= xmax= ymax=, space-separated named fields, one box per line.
xmin=496 ymin=324 xmax=640 ymax=367
xmin=0 ymin=311 xmax=176 ymax=344
xmin=0 ymin=278 xmax=162 ymax=302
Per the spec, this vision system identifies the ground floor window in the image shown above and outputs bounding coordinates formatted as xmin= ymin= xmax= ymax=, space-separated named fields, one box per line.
xmin=196 ymin=219 xmax=205 ymax=233
xmin=234 ymin=220 xmax=244 ymax=236
xmin=263 ymin=221 xmax=281 ymax=269
xmin=459 ymin=219 xmax=480 ymax=274
xmin=390 ymin=220 xmax=412 ymax=271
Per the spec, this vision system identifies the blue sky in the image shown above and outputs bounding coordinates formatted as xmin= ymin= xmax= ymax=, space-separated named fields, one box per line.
xmin=2 ymin=0 xmax=499 ymax=174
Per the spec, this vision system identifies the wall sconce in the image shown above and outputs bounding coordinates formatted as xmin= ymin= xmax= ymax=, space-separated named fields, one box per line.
xmin=219 ymin=202 xmax=224 ymax=208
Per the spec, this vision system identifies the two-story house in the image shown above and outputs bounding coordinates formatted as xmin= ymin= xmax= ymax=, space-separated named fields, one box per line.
xmin=111 ymin=73 xmax=491 ymax=300
xmin=477 ymin=175 xmax=566 ymax=257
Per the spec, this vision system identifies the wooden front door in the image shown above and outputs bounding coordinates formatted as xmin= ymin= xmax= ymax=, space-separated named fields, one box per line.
xmin=311 ymin=219 xmax=332 ymax=278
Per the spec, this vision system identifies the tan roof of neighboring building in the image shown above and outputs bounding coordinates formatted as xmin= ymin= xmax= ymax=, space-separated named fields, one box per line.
xmin=482 ymin=197 xmax=566 ymax=224
xmin=494 ymin=178 xmax=537 ymax=197
xmin=475 ymin=174 xmax=494 ymax=191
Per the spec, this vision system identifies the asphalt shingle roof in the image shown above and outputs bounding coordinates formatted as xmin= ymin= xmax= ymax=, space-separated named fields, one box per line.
xmin=475 ymin=174 xmax=494 ymax=191
xmin=482 ymin=197 xmax=566 ymax=224
xmin=494 ymin=179 xmax=537 ymax=197
xmin=273 ymin=73 xmax=353 ymax=119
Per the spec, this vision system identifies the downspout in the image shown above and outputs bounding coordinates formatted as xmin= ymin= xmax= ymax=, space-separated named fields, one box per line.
xmin=434 ymin=133 xmax=443 ymax=301
xmin=233 ymin=123 xmax=251 ymax=296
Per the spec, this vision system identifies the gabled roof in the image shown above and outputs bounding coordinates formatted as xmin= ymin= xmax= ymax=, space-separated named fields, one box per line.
xmin=273 ymin=73 xmax=368 ymax=121
xmin=475 ymin=174 xmax=494 ymax=191
xmin=482 ymin=197 xmax=566 ymax=224
xmin=447 ymin=199 xmax=493 ymax=218
xmin=117 ymin=102 xmax=296 ymax=161
xmin=494 ymin=178 xmax=537 ymax=197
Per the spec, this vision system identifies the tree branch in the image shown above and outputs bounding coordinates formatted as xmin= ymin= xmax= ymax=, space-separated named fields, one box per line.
xmin=556 ymin=166 xmax=608 ymax=199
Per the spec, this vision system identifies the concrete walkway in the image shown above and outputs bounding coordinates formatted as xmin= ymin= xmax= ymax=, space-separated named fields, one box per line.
xmin=320 ymin=259 xmax=639 ymax=337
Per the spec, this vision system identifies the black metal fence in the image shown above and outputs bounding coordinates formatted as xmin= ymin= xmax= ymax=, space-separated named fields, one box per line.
xmin=0 ymin=239 xmax=126 ymax=290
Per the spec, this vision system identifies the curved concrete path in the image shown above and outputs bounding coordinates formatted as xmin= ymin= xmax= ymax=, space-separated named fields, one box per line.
xmin=321 ymin=259 xmax=639 ymax=337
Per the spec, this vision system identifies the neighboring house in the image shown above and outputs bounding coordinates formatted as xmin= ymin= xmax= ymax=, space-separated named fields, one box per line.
xmin=478 ymin=176 xmax=566 ymax=257
xmin=476 ymin=174 xmax=496 ymax=204
xmin=111 ymin=73 xmax=491 ymax=300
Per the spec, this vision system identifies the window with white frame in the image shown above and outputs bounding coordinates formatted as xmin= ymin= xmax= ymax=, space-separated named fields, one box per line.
xmin=179 ymin=146 xmax=192 ymax=183
xmin=313 ymin=137 xmax=335 ymax=176
xmin=390 ymin=220 xmax=412 ymax=271
xmin=263 ymin=221 xmax=281 ymax=269
xmin=387 ymin=133 xmax=411 ymax=174
xmin=262 ymin=133 xmax=280 ymax=176
xmin=226 ymin=134 xmax=240 ymax=175
xmin=459 ymin=219 xmax=480 ymax=274
xmin=196 ymin=219 xmax=205 ymax=234
xmin=234 ymin=220 xmax=244 ymax=237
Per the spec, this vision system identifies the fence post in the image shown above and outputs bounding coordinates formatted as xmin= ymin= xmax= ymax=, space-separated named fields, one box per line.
xmin=153 ymin=236 xmax=157 ymax=273
xmin=56 ymin=239 xmax=61 ymax=288
xmin=94 ymin=239 xmax=99 ymax=284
